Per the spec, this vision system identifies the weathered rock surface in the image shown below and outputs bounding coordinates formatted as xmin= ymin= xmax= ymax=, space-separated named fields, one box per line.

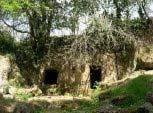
xmin=0 ymin=55 xmax=10 ymax=89
xmin=25 ymin=85 xmax=42 ymax=96
xmin=136 ymin=45 xmax=153 ymax=70
xmin=137 ymin=102 xmax=153 ymax=113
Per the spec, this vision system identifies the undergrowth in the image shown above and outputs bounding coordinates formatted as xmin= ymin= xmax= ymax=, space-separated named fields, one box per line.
xmin=104 ymin=75 xmax=153 ymax=108
xmin=63 ymin=84 xmax=101 ymax=113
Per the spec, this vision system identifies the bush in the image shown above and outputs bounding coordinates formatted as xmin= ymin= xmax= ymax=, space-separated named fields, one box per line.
xmin=128 ymin=18 xmax=149 ymax=37
xmin=0 ymin=31 xmax=16 ymax=54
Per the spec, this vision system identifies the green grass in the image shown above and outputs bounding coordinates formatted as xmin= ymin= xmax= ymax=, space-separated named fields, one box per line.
xmin=47 ymin=100 xmax=99 ymax=113
xmin=33 ymin=99 xmax=99 ymax=113
xmin=106 ymin=75 xmax=153 ymax=108
xmin=16 ymin=92 xmax=33 ymax=101
xmin=1 ymin=75 xmax=152 ymax=112
xmin=0 ymin=98 xmax=16 ymax=105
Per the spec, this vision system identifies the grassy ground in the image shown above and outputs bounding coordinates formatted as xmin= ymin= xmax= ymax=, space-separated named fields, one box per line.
xmin=102 ymin=75 xmax=153 ymax=108
xmin=1 ymin=75 xmax=153 ymax=113
xmin=45 ymin=100 xmax=99 ymax=113
xmin=0 ymin=95 xmax=100 ymax=113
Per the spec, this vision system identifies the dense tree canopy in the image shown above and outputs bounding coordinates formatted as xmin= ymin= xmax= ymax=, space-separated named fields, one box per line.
xmin=0 ymin=0 xmax=100 ymax=65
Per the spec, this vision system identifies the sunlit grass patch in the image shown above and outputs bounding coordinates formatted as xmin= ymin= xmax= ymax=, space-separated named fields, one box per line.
xmin=105 ymin=75 xmax=153 ymax=108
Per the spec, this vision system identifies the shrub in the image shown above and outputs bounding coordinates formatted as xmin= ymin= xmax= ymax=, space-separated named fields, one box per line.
xmin=0 ymin=31 xmax=16 ymax=54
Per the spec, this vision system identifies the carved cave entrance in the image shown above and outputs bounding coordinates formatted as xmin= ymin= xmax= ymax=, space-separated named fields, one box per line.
xmin=90 ymin=65 xmax=102 ymax=89
xmin=43 ymin=69 xmax=59 ymax=85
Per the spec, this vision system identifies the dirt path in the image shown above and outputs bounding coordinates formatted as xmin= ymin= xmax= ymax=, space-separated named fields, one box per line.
xmin=28 ymin=95 xmax=91 ymax=103
xmin=28 ymin=95 xmax=91 ymax=112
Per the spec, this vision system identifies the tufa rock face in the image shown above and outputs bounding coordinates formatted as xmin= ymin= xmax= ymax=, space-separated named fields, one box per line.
xmin=100 ymin=52 xmax=135 ymax=84
xmin=0 ymin=55 xmax=11 ymax=93
xmin=136 ymin=45 xmax=153 ymax=70
xmin=101 ymin=53 xmax=117 ymax=83
xmin=0 ymin=55 xmax=22 ymax=94
xmin=0 ymin=55 xmax=10 ymax=88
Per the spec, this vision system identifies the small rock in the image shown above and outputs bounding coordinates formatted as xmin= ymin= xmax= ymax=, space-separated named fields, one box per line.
xmin=147 ymin=92 xmax=153 ymax=105
xmin=29 ymin=85 xmax=42 ymax=96
xmin=8 ymin=86 xmax=16 ymax=95
xmin=72 ymin=102 xmax=79 ymax=110
xmin=61 ymin=103 xmax=69 ymax=109
xmin=3 ymin=94 xmax=14 ymax=99
xmin=137 ymin=102 xmax=153 ymax=113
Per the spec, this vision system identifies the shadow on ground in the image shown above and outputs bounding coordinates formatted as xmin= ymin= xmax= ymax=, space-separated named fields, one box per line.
xmin=0 ymin=95 xmax=96 ymax=113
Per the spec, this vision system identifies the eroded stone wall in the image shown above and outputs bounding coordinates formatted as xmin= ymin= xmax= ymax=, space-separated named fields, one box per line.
xmin=101 ymin=53 xmax=117 ymax=83
xmin=0 ymin=55 xmax=10 ymax=87
xmin=136 ymin=45 xmax=153 ymax=70
xmin=58 ymin=65 xmax=82 ymax=94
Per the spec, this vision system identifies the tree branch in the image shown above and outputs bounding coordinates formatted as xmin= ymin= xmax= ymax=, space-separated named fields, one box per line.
xmin=1 ymin=19 xmax=30 ymax=34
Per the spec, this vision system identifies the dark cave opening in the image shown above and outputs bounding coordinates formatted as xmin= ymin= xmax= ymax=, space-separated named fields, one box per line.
xmin=43 ymin=69 xmax=59 ymax=85
xmin=90 ymin=65 xmax=102 ymax=89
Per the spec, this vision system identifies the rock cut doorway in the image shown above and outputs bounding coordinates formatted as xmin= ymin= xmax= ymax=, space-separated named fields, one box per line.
xmin=43 ymin=69 xmax=59 ymax=85
xmin=90 ymin=65 xmax=102 ymax=89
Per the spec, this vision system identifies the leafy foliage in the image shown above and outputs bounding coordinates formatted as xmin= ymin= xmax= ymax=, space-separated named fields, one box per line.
xmin=0 ymin=31 xmax=16 ymax=54
xmin=129 ymin=18 xmax=149 ymax=36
